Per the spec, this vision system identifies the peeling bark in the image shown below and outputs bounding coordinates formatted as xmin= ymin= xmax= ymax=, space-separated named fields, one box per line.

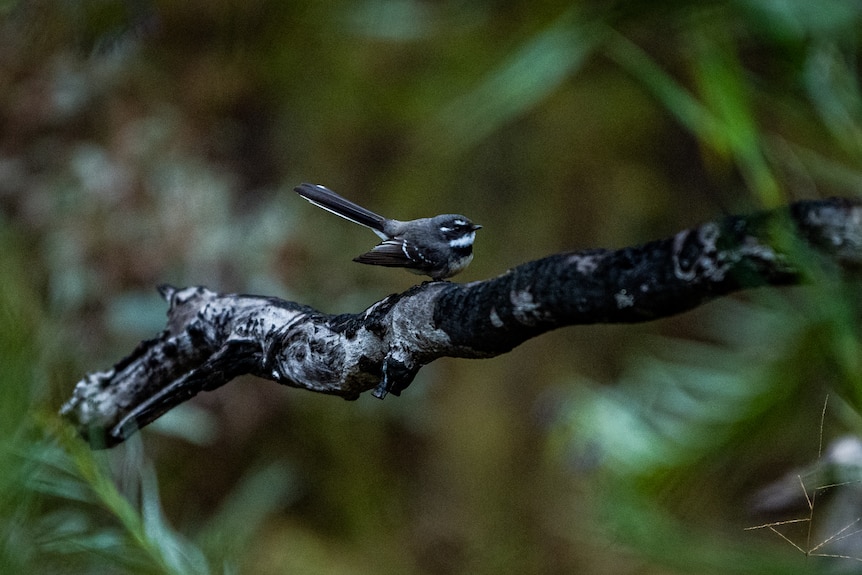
xmin=60 ymin=197 xmax=862 ymax=448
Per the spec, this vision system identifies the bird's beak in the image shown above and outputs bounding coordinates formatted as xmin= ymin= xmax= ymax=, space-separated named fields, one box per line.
xmin=472 ymin=224 xmax=482 ymax=231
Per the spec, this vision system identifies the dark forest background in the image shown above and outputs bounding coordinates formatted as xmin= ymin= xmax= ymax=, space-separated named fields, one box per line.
xmin=3 ymin=1 xmax=862 ymax=573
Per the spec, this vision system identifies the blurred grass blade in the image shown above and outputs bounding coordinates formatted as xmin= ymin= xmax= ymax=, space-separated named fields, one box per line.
xmin=689 ymin=23 xmax=780 ymax=205
xmin=197 ymin=461 xmax=299 ymax=564
xmin=434 ymin=9 xmax=604 ymax=153
xmin=598 ymin=485 xmax=818 ymax=575
xmin=768 ymin=137 xmax=862 ymax=192
xmin=45 ymin=416 xmax=211 ymax=574
xmin=140 ymin=463 xmax=211 ymax=575
xmin=805 ymin=41 xmax=862 ymax=156
xmin=346 ymin=0 xmax=434 ymax=41
xmin=606 ymin=27 xmax=780 ymax=205
xmin=558 ymin=298 xmax=808 ymax=476
xmin=605 ymin=31 xmax=721 ymax=144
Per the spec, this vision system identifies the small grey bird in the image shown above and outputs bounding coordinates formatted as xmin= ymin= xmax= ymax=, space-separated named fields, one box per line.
xmin=294 ymin=183 xmax=481 ymax=280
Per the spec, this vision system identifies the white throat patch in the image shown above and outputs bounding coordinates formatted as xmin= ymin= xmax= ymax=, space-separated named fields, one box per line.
xmin=448 ymin=231 xmax=475 ymax=249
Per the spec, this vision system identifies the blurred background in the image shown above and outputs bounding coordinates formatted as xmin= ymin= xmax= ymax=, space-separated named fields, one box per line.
xmin=3 ymin=0 xmax=862 ymax=573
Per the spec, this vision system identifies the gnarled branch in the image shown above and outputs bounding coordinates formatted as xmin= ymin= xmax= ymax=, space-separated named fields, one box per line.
xmin=61 ymin=197 xmax=862 ymax=448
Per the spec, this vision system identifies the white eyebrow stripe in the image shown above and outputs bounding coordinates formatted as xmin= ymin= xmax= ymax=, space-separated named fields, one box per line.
xmin=448 ymin=232 xmax=475 ymax=248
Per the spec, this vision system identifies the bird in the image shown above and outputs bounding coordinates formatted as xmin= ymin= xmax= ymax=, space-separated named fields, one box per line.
xmin=294 ymin=183 xmax=481 ymax=280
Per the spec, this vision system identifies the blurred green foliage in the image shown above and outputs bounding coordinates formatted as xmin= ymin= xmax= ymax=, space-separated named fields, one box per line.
xmin=2 ymin=0 xmax=862 ymax=573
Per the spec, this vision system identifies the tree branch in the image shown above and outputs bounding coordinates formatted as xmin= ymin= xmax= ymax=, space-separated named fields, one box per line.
xmin=60 ymin=197 xmax=862 ymax=448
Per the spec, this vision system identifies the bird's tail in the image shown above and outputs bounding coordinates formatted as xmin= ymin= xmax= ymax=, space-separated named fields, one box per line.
xmin=294 ymin=183 xmax=387 ymax=236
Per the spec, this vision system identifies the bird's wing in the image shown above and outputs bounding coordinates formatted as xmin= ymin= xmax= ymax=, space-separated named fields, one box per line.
xmin=353 ymin=239 xmax=414 ymax=268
